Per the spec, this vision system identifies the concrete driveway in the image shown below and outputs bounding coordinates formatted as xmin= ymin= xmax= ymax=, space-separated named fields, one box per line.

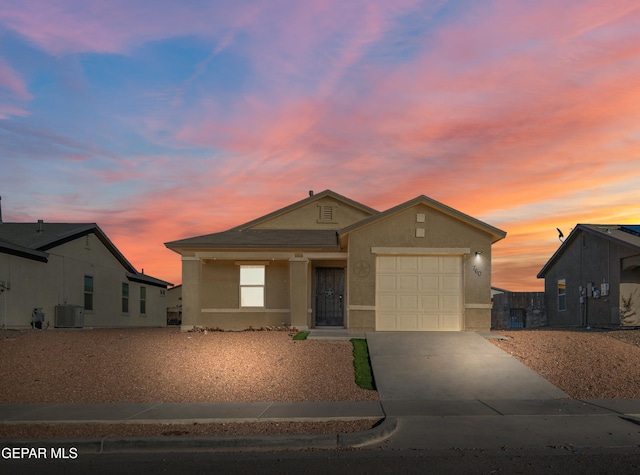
xmin=366 ymin=332 xmax=568 ymax=401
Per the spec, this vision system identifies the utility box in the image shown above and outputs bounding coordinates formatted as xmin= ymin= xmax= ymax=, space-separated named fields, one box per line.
xmin=54 ymin=305 xmax=84 ymax=328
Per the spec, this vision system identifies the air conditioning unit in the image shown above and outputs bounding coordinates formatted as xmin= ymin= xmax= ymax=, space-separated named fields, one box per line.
xmin=54 ymin=305 xmax=84 ymax=328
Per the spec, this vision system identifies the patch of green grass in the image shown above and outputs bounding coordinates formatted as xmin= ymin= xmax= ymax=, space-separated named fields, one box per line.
xmin=351 ymin=338 xmax=376 ymax=390
xmin=292 ymin=331 xmax=310 ymax=340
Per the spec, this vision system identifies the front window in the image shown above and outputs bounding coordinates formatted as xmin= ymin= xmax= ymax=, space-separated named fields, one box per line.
xmin=558 ymin=279 xmax=566 ymax=311
xmin=240 ymin=265 xmax=265 ymax=307
xmin=84 ymin=275 xmax=94 ymax=311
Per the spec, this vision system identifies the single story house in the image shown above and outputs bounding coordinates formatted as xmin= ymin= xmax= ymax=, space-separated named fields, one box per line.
xmin=537 ymin=224 xmax=640 ymax=327
xmin=165 ymin=190 xmax=506 ymax=332
xmin=0 ymin=207 xmax=171 ymax=329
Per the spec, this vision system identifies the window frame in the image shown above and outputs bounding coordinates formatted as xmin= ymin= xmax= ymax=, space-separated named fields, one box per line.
xmin=239 ymin=265 xmax=266 ymax=308
xmin=557 ymin=278 xmax=567 ymax=311
xmin=84 ymin=275 xmax=94 ymax=311
xmin=122 ymin=282 xmax=129 ymax=314
xmin=140 ymin=286 xmax=147 ymax=315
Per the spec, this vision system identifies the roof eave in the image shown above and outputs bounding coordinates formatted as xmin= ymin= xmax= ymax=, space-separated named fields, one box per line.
xmin=126 ymin=272 xmax=173 ymax=288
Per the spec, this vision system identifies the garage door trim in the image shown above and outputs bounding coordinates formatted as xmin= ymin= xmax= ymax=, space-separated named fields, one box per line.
xmin=371 ymin=247 xmax=470 ymax=255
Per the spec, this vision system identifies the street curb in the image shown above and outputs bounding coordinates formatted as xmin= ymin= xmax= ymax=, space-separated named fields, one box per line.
xmin=338 ymin=417 xmax=397 ymax=447
xmin=0 ymin=417 xmax=397 ymax=454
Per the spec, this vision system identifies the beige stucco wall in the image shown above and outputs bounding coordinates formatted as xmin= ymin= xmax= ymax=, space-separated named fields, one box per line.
xmin=346 ymin=203 xmax=494 ymax=332
xmin=0 ymin=233 xmax=167 ymax=329
xmin=189 ymin=258 xmax=293 ymax=330
xmin=252 ymin=196 xmax=372 ymax=230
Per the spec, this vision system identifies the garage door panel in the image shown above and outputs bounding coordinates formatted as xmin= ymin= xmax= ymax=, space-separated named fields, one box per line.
xmin=378 ymin=295 xmax=397 ymax=310
xmin=398 ymin=275 xmax=419 ymax=292
xmin=441 ymin=295 xmax=461 ymax=311
xmin=421 ymin=295 xmax=439 ymax=310
xmin=377 ymin=257 xmax=398 ymax=272
xmin=440 ymin=256 xmax=461 ymax=272
xmin=420 ymin=275 xmax=439 ymax=292
xmin=440 ymin=314 xmax=461 ymax=331
xmin=376 ymin=313 xmax=397 ymax=331
xmin=397 ymin=256 xmax=419 ymax=272
xmin=398 ymin=314 xmax=419 ymax=330
xmin=376 ymin=255 xmax=462 ymax=331
xmin=419 ymin=256 xmax=439 ymax=272
xmin=440 ymin=275 xmax=461 ymax=293
xmin=398 ymin=295 xmax=419 ymax=311
xmin=377 ymin=275 xmax=397 ymax=292
xmin=418 ymin=315 xmax=440 ymax=330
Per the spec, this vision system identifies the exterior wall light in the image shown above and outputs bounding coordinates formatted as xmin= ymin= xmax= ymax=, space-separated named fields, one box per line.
xmin=475 ymin=251 xmax=483 ymax=257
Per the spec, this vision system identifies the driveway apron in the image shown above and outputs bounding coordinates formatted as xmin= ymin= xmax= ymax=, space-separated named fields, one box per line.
xmin=366 ymin=332 xmax=568 ymax=401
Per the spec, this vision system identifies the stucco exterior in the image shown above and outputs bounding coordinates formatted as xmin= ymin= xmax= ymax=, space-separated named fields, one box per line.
xmin=538 ymin=224 xmax=640 ymax=327
xmin=166 ymin=190 xmax=506 ymax=332
xmin=0 ymin=221 xmax=171 ymax=329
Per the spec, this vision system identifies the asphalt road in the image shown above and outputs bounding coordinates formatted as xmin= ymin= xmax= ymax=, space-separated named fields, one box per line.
xmin=3 ymin=448 xmax=640 ymax=475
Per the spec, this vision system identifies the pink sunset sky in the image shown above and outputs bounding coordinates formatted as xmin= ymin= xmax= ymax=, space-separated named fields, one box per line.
xmin=1 ymin=0 xmax=640 ymax=290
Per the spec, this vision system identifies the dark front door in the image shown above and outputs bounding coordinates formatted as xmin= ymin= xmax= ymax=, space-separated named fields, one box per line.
xmin=315 ymin=267 xmax=345 ymax=326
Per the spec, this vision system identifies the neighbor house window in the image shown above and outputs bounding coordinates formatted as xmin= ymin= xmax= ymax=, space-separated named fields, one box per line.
xmin=122 ymin=283 xmax=129 ymax=313
xmin=558 ymin=279 xmax=566 ymax=311
xmin=140 ymin=286 xmax=146 ymax=314
xmin=240 ymin=265 xmax=265 ymax=307
xmin=84 ymin=275 xmax=94 ymax=311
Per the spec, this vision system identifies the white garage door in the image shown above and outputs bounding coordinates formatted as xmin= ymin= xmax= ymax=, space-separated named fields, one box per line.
xmin=376 ymin=255 xmax=462 ymax=331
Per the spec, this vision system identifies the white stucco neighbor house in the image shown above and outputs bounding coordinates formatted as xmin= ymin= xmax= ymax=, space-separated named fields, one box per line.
xmin=0 ymin=202 xmax=172 ymax=329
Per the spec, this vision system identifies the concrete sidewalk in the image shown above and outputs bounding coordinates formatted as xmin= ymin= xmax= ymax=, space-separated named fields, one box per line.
xmin=0 ymin=401 xmax=384 ymax=424
xmin=1 ymin=399 xmax=640 ymax=454
xmin=379 ymin=398 xmax=640 ymax=452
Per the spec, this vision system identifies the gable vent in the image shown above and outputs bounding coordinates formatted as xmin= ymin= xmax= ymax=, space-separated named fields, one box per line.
xmin=317 ymin=203 xmax=336 ymax=223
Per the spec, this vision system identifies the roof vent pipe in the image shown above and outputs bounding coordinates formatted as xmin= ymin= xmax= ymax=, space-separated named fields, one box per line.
xmin=309 ymin=190 xmax=314 ymax=197
xmin=37 ymin=219 xmax=44 ymax=233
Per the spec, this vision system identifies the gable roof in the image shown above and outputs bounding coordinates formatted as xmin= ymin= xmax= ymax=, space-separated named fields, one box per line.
xmin=0 ymin=221 xmax=172 ymax=287
xmin=339 ymin=195 xmax=507 ymax=244
xmin=165 ymin=190 xmax=376 ymax=251
xmin=537 ymin=224 xmax=640 ymax=278
xmin=229 ymin=189 xmax=378 ymax=231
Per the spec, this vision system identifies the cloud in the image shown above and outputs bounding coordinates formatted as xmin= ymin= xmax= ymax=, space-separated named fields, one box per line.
xmin=0 ymin=58 xmax=32 ymax=100
xmin=2 ymin=1 xmax=640 ymax=289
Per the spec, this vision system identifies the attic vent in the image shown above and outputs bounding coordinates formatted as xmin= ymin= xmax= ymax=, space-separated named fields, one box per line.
xmin=318 ymin=205 xmax=335 ymax=223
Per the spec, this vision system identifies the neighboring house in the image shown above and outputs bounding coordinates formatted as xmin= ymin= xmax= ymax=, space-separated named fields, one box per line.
xmin=537 ymin=224 xmax=640 ymax=327
xmin=0 ymin=213 xmax=171 ymax=329
xmin=165 ymin=190 xmax=506 ymax=332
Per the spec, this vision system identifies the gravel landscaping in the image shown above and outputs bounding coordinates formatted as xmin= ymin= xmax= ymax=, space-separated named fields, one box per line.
xmin=0 ymin=328 xmax=377 ymax=439
xmin=2 ymin=326 xmax=639 ymax=440
xmin=490 ymin=328 xmax=640 ymax=399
